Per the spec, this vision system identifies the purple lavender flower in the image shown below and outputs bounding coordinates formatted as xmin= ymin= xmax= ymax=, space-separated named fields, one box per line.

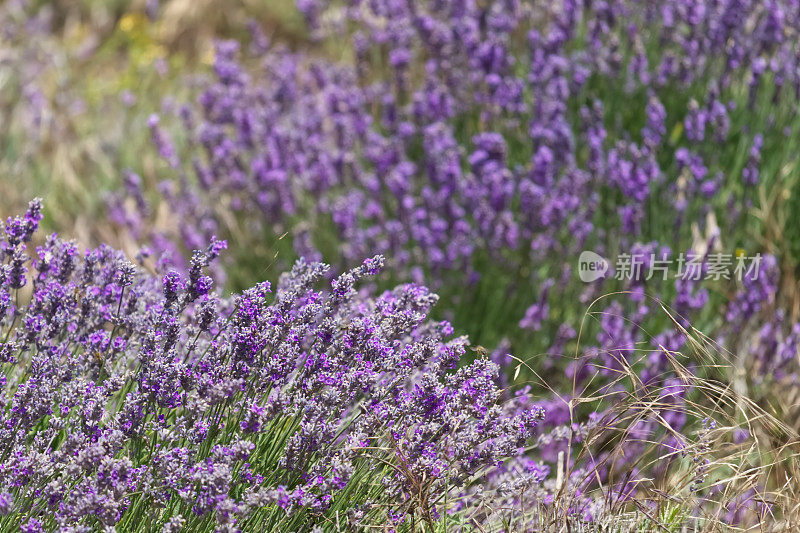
xmin=0 ymin=202 xmax=545 ymax=528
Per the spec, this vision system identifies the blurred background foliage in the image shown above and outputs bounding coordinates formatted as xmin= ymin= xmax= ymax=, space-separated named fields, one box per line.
xmin=0 ymin=0 xmax=307 ymax=249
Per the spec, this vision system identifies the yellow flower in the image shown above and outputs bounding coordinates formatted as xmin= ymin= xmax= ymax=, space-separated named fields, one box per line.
xmin=119 ymin=13 xmax=137 ymax=33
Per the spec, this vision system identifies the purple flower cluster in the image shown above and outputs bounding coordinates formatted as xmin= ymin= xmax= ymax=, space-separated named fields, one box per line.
xmin=116 ymin=0 xmax=799 ymax=267
xmin=0 ymin=200 xmax=544 ymax=530
xmin=102 ymin=2 xmax=800 ymax=523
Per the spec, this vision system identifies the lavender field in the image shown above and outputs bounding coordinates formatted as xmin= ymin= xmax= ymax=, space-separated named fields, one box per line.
xmin=2 ymin=0 xmax=800 ymax=531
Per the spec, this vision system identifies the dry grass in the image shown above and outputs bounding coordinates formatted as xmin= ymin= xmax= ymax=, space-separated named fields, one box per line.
xmin=458 ymin=297 xmax=800 ymax=532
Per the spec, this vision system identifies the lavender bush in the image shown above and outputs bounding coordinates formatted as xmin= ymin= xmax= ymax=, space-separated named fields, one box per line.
xmin=0 ymin=200 xmax=548 ymax=530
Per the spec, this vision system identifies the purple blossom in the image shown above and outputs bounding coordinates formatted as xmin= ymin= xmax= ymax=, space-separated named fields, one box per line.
xmin=0 ymin=202 xmax=544 ymax=528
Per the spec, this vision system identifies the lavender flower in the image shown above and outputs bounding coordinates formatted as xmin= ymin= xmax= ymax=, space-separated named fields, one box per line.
xmin=0 ymin=202 xmax=544 ymax=529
